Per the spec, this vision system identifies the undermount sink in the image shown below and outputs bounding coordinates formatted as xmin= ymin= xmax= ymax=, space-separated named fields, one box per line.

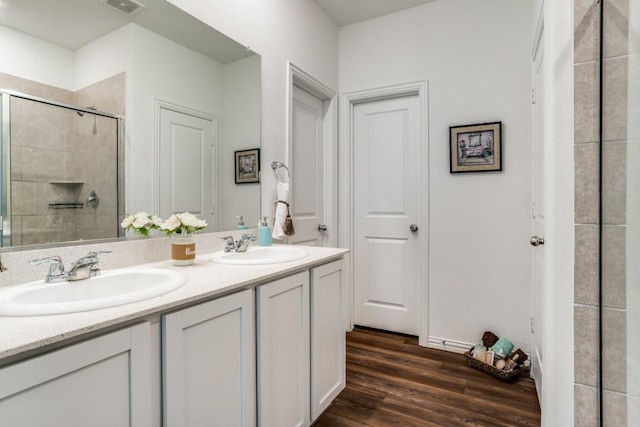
xmin=209 ymin=245 xmax=309 ymax=265
xmin=0 ymin=268 xmax=188 ymax=317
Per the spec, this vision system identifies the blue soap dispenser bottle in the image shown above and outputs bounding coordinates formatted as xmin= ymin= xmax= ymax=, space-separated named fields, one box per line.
xmin=258 ymin=216 xmax=272 ymax=246
xmin=236 ymin=216 xmax=248 ymax=230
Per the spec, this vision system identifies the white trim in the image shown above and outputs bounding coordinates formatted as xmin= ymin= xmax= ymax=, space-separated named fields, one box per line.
xmin=541 ymin=0 xmax=574 ymax=424
xmin=153 ymin=99 xmax=218 ymax=230
xmin=426 ymin=336 xmax=474 ymax=355
xmin=286 ymin=62 xmax=338 ymax=248
xmin=339 ymin=80 xmax=429 ymax=345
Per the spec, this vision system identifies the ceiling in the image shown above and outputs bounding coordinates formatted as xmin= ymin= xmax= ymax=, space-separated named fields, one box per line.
xmin=314 ymin=0 xmax=436 ymax=27
xmin=0 ymin=0 xmax=437 ymax=60
xmin=0 ymin=0 xmax=252 ymax=63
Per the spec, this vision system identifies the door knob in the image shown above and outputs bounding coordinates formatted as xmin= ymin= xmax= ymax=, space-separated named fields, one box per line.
xmin=530 ymin=236 xmax=544 ymax=246
xmin=318 ymin=224 xmax=328 ymax=232
xmin=409 ymin=224 xmax=418 ymax=232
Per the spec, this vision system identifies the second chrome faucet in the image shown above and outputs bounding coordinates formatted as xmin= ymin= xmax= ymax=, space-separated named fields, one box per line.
xmin=221 ymin=234 xmax=257 ymax=253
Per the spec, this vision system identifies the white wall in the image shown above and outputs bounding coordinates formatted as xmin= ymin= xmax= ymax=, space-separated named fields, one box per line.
xmin=220 ymin=55 xmax=262 ymax=230
xmin=167 ymin=0 xmax=339 ymax=219
xmin=74 ymin=25 xmax=130 ymax=91
xmin=0 ymin=25 xmax=74 ymax=90
xmin=340 ymin=0 xmax=534 ymax=352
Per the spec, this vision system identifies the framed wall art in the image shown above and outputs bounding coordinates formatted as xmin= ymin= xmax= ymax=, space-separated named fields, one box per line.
xmin=449 ymin=121 xmax=502 ymax=173
xmin=235 ymin=148 xmax=260 ymax=184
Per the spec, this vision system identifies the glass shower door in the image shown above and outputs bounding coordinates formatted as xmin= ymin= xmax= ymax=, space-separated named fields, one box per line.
xmin=600 ymin=0 xmax=639 ymax=425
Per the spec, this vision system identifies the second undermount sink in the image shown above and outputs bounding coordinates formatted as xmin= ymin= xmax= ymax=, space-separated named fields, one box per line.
xmin=209 ymin=245 xmax=309 ymax=265
xmin=0 ymin=268 xmax=188 ymax=317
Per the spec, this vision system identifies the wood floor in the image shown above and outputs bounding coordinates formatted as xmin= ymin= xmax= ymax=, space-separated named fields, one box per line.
xmin=314 ymin=327 xmax=541 ymax=427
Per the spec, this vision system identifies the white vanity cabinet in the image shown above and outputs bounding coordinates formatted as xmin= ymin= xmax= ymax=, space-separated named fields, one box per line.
xmin=0 ymin=322 xmax=152 ymax=427
xmin=257 ymin=260 xmax=346 ymax=426
xmin=310 ymin=259 xmax=346 ymax=421
xmin=162 ymin=289 xmax=255 ymax=427
xmin=257 ymin=271 xmax=311 ymax=427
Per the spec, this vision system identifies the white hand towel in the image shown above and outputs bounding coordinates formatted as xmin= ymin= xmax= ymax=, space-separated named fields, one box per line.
xmin=272 ymin=182 xmax=290 ymax=240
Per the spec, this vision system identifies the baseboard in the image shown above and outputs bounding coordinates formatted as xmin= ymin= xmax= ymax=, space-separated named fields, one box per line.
xmin=426 ymin=336 xmax=474 ymax=354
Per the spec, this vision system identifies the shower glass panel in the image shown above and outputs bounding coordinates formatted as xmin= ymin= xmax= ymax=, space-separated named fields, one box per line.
xmin=0 ymin=91 xmax=120 ymax=247
xmin=600 ymin=0 xmax=638 ymax=425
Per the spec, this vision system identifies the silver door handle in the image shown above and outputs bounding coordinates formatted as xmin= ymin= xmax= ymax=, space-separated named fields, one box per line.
xmin=530 ymin=236 xmax=544 ymax=246
xmin=409 ymin=224 xmax=418 ymax=232
xmin=318 ymin=224 xmax=327 ymax=232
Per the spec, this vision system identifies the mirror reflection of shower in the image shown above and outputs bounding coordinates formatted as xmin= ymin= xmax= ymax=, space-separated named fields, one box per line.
xmin=1 ymin=88 xmax=121 ymax=247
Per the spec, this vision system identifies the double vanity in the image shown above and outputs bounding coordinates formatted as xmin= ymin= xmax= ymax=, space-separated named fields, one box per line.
xmin=0 ymin=244 xmax=348 ymax=426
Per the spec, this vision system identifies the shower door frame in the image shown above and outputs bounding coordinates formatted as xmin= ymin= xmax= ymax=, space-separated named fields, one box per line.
xmin=0 ymin=88 xmax=124 ymax=248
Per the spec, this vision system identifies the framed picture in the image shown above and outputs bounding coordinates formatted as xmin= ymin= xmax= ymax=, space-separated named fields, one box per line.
xmin=235 ymin=148 xmax=260 ymax=184
xmin=450 ymin=121 xmax=502 ymax=173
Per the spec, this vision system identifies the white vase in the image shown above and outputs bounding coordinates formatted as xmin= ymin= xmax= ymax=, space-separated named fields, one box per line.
xmin=170 ymin=233 xmax=196 ymax=266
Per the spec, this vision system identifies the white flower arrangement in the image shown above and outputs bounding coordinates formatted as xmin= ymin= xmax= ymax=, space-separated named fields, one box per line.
xmin=121 ymin=212 xmax=163 ymax=236
xmin=160 ymin=212 xmax=208 ymax=236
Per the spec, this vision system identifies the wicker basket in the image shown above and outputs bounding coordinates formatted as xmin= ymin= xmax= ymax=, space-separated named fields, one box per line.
xmin=464 ymin=351 xmax=522 ymax=382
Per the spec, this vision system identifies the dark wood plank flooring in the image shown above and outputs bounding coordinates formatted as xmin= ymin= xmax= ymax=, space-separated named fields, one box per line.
xmin=314 ymin=327 xmax=541 ymax=427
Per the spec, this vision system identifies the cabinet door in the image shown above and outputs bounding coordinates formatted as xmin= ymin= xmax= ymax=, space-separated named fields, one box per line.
xmin=257 ymin=271 xmax=310 ymax=427
xmin=0 ymin=323 xmax=151 ymax=427
xmin=310 ymin=259 xmax=346 ymax=420
xmin=162 ymin=289 xmax=255 ymax=427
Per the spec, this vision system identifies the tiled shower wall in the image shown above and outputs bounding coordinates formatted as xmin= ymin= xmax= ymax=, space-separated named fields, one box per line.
xmin=0 ymin=72 xmax=124 ymax=246
xmin=574 ymin=0 xmax=630 ymax=425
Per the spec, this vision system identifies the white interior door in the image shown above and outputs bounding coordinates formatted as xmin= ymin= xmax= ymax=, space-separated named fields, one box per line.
xmin=289 ymin=85 xmax=325 ymax=246
xmin=159 ymin=108 xmax=215 ymax=227
xmin=531 ymin=31 xmax=545 ymax=403
xmin=353 ymin=95 xmax=422 ymax=336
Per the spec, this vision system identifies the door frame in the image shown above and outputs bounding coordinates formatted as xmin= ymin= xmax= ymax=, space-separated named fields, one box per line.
xmin=339 ymin=81 xmax=429 ymax=345
xmin=153 ymin=99 xmax=218 ymax=229
xmin=286 ymin=63 xmax=338 ymax=247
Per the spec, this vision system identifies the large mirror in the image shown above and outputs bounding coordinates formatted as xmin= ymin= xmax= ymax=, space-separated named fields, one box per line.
xmin=0 ymin=0 xmax=261 ymax=249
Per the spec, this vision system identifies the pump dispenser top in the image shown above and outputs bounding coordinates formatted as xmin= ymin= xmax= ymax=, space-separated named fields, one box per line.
xmin=236 ymin=216 xmax=248 ymax=230
xmin=258 ymin=216 xmax=272 ymax=246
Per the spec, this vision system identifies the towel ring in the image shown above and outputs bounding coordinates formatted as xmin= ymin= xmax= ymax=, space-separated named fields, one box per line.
xmin=271 ymin=161 xmax=290 ymax=183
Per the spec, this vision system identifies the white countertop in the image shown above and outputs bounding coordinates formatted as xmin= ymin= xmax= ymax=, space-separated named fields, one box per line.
xmin=0 ymin=246 xmax=348 ymax=364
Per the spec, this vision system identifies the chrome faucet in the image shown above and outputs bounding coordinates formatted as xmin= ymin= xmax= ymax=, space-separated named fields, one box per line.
xmin=221 ymin=234 xmax=256 ymax=253
xmin=29 ymin=256 xmax=67 ymax=283
xmin=29 ymin=251 xmax=112 ymax=283
xmin=67 ymin=251 xmax=112 ymax=281
xmin=236 ymin=234 xmax=256 ymax=252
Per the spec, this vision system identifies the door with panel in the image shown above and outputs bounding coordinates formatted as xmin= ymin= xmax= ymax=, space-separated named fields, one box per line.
xmin=530 ymin=28 xmax=545 ymax=403
xmin=159 ymin=107 xmax=216 ymax=227
xmin=289 ymin=85 xmax=326 ymax=246
xmin=352 ymin=95 xmax=423 ymax=336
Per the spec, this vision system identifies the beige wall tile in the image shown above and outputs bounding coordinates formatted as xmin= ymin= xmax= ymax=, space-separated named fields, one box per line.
xmin=575 ymin=143 xmax=600 ymax=224
xmin=575 ymin=383 xmax=599 ymax=427
xmin=602 ymin=225 xmax=626 ymax=309
xmin=603 ymin=390 xmax=627 ymax=427
xmin=0 ymin=72 xmax=23 ymax=92
xmin=575 ymin=225 xmax=600 ymax=305
xmin=604 ymin=0 xmax=629 ymax=58
xmin=603 ymin=141 xmax=627 ymax=224
xmin=575 ymin=61 xmax=600 ymax=144
xmin=603 ymin=56 xmax=628 ymax=142
xmin=602 ymin=307 xmax=627 ymax=392
xmin=575 ymin=304 xmax=600 ymax=386
xmin=575 ymin=0 xmax=600 ymax=63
